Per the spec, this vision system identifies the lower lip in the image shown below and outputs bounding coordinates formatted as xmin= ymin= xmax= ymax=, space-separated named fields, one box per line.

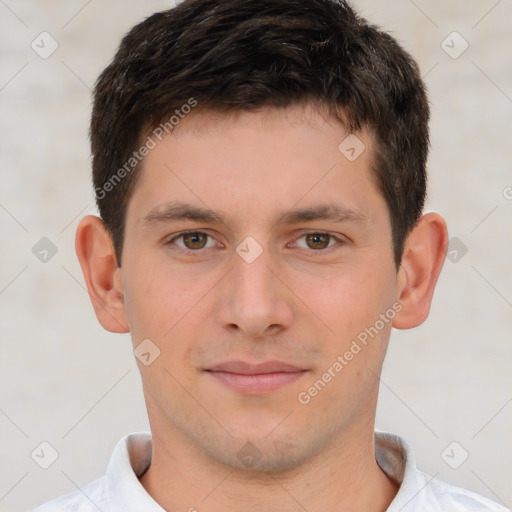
xmin=207 ymin=371 xmax=306 ymax=393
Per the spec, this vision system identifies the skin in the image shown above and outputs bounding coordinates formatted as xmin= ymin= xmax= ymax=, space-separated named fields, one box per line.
xmin=76 ymin=104 xmax=448 ymax=512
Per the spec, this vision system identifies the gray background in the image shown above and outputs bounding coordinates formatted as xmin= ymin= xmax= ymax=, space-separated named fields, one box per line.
xmin=1 ymin=1 xmax=511 ymax=510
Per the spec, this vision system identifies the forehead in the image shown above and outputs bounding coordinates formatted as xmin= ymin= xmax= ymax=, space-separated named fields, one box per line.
xmin=128 ymin=104 xmax=386 ymax=226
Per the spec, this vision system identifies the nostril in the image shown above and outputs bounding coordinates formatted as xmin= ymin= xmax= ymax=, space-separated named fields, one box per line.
xmin=266 ymin=324 xmax=282 ymax=335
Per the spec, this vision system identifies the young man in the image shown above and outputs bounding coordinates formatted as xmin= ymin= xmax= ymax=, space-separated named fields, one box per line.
xmin=34 ymin=0 xmax=508 ymax=510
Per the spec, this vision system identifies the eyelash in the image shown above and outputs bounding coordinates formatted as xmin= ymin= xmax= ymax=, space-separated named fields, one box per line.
xmin=291 ymin=232 xmax=342 ymax=252
xmin=164 ymin=230 xmax=346 ymax=255
xmin=165 ymin=230 xmax=220 ymax=254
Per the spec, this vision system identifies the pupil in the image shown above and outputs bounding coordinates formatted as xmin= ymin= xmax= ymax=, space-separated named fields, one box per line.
xmin=184 ymin=232 xmax=207 ymax=249
xmin=307 ymin=233 xmax=329 ymax=249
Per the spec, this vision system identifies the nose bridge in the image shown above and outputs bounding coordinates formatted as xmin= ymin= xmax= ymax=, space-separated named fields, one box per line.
xmin=235 ymin=249 xmax=274 ymax=300
xmin=219 ymin=244 xmax=293 ymax=335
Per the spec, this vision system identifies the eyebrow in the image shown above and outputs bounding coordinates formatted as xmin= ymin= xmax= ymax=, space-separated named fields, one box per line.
xmin=140 ymin=203 xmax=226 ymax=226
xmin=276 ymin=204 xmax=368 ymax=225
xmin=140 ymin=202 xmax=368 ymax=228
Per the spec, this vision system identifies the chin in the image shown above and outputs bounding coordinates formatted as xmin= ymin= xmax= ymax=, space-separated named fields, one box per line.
xmin=201 ymin=429 xmax=327 ymax=474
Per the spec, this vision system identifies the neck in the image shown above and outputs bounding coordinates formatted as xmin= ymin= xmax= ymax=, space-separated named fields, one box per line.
xmin=140 ymin=422 xmax=398 ymax=512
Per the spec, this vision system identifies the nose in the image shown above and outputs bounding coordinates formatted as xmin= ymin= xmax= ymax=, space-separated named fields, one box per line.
xmin=217 ymin=247 xmax=294 ymax=339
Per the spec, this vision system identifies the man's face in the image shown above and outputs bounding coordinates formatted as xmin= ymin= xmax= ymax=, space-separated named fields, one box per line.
xmin=120 ymin=104 xmax=401 ymax=471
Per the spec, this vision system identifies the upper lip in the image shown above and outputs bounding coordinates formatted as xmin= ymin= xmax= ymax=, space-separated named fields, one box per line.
xmin=206 ymin=361 xmax=306 ymax=375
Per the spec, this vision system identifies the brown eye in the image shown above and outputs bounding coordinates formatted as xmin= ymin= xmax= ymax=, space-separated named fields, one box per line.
xmin=182 ymin=232 xmax=209 ymax=249
xmin=305 ymin=233 xmax=331 ymax=249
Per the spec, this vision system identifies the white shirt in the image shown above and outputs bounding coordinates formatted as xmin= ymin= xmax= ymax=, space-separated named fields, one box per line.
xmin=33 ymin=431 xmax=509 ymax=512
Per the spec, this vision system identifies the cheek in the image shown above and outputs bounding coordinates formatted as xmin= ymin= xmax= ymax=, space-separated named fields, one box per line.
xmin=305 ymin=265 xmax=394 ymax=331
xmin=122 ymin=257 xmax=218 ymax=353
xmin=121 ymin=259 xmax=175 ymax=341
xmin=300 ymin=269 xmax=397 ymax=379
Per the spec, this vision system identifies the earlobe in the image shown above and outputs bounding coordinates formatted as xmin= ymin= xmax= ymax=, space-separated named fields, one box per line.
xmin=75 ymin=215 xmax=130 ymax=333
xmin=392 ymin=212 xmax=448 ymax=330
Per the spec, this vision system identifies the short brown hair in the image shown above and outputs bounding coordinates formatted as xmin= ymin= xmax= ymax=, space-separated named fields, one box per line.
xmin=91 ymin=0 xmax=429 ymax=266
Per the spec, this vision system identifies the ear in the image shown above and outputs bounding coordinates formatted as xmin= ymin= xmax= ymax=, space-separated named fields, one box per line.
xmin=392 ymin=212 xmax=448 ymax=329
xmin=75 ymin=215 xmax=129 ymax=333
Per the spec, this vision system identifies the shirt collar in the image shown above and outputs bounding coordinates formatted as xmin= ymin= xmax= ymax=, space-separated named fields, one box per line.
xmin=105 ymin=432 xmax=164 ymax=511
xmin=105 ymin=431 xmax=421 ymax=511
xmin=375 ymin=431 xmax=430 ymax=511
